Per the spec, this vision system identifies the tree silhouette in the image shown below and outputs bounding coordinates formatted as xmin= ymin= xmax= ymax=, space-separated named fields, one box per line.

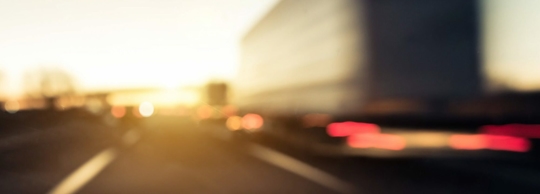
xmin=23 ymin=66 xmax=77 ymax=110
xmin=24 ymin=66 xmax=75 ymax=98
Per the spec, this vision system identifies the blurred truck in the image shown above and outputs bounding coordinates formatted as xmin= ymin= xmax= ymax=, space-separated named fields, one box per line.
xmin=227 ymin=0 xmax=540 ymax=157
xmin=197 ymin=82 xmax=238 ymax=129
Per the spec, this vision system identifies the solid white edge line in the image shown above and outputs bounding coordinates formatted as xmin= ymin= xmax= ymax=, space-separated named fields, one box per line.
xmin=249 ymin=144 xmax=357 ymax=194
xmin=48 ymin=148 xmax=118 ymax=194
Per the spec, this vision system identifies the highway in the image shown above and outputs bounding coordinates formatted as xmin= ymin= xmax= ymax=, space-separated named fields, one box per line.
xmin=0 ymin=112 xmax=539 ymax=194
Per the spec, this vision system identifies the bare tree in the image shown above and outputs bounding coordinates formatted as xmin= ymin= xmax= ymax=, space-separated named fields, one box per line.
xmin=23 ymin=66 xmax=77 ymax=110
xmin=0 ymin=70 xmax=8 ymax=100
xmin=24 ymin=66 xmax=75 ymax=98
xmin=23 ymin=70 xmax=41 ymax=98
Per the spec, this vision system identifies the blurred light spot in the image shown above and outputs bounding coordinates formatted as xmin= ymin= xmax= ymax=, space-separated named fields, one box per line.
xmin=326 ymin=122 xmax=380 ymax=137
xmin=449 ymin=134 xmax=486 ymax=150
xmin=4 ymin=100 xmax=20 ymax=114
xmin=449 ymin=134 xmax=530 ymax=152
xmin=226 ymin=116 xmax=243 ymax=131
xmin=242 ymin=114 xmax=263 ymax=130
xmin=481 ymin=124 xmax=540 ymax=139
xmin=222 ymin=105 xmax=238 ymax=117
xmin=404 ymin=132 xmax=449 ymax=148
xmin=197 ymin=105 xmax=213 ymax=119
xmin=347 ymin=133 xmax=406 ymax=150
xmin=111 ymin=106 xmax=126 ymax=118
xmin=86 ymin=99 xmax=103 ymax=114
xmin=303 ymin=114 xmax=332 ymax=127
xmin=487 ymin=135 xmax=530 ymax=152
xmin=138 ymin=102 xmax=154 ymax=117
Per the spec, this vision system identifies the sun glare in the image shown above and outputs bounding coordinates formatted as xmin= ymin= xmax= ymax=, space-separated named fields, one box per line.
xmin=139 ymin=102 xmax=154 ymax=117
xmin=0 ymin=0 xmax=280 ymax=98
xmin=106 ymin=90 xmax=200 ymax=107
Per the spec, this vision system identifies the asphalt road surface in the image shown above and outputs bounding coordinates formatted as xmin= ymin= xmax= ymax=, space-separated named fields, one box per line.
xmin=1 ymin=114 xmax=539 ymax=194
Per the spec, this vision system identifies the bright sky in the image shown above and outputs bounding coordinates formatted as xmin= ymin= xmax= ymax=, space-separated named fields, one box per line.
xmin=0 ymin=0 xmax=279 ymax=98
xmin=482 ymin=0 xmax=540 ymax=92
xmin=2 ymin=0 xmax=540 ymax=99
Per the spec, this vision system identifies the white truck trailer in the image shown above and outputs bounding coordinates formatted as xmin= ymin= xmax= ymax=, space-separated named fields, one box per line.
xmin=235 ymin=0 xmax=480 ymax=120
xmin=228 ymin=0 xmax=538 ymax=157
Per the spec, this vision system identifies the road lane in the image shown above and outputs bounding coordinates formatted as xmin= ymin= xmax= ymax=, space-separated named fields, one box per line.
xmin=248 ymin=144 xmax=356 ymax=194
xmin=251 ymin=132 xmax=540 ymax=194
xmin=0 ymin=120 xmax=118 ymax=194
xmin=2 ymin=114 xmax=540 ymax=194
xmin=79 ymin=127 xmax=338 ymax=194
xmin=49 ymin=148 xmax=119 ymax=194
xmin=77 ymin=114 xmax=540 ymax=194
xmin=49 ymin=129 xmax=142 ymax=194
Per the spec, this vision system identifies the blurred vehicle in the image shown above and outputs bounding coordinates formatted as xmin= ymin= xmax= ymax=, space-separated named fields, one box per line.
xmin=197 ymin=82 xmax=243 ymax=137
xmin=227 ymin=0 xmax=540 ymax=158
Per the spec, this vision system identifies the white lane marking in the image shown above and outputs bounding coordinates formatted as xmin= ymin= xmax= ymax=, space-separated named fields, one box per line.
xmin=48 ymin=148 xmax=118 ymax=194
xmin=249 ymin=144 xmax=357 ymax=194
xmin=48 ymin=130 xmax=141 ymax=194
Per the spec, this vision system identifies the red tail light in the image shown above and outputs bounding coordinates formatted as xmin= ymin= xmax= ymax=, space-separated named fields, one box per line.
xmin=111 ymin=106 xmax=126 ymax=118
xmin=242 ymin=114 xmax=264 ymax=130
xmin=481 ymin=124 xmax=540 ymax=139
xmin=326 ymin=122 xmax=380 ymax=137
xmin=448 ymin=134 xmax=486 ymax=150
xmin=347 ymin=133 xmax=406 ymax=150
xmin=449 ymin=134 xmax=530 ymax=152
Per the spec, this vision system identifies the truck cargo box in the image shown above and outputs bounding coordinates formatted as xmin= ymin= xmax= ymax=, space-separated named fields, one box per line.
xmin=234 ymin=0 xmax=481 ymax=119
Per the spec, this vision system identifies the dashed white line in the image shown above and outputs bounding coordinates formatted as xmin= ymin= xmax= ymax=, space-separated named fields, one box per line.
xmin=205 ymin=127 xmax=356 ymax=193
xmin=48 ymin=129 xmax=140 ymax=194
xmin=248 ymin=144 xmax=357 ymax=194
xmin=48 ymin=148 xmax=118 ymax=194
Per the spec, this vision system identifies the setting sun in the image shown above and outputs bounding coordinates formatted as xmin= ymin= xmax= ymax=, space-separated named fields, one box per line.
xmin=0 ymin=0 xmax=279 ymax=98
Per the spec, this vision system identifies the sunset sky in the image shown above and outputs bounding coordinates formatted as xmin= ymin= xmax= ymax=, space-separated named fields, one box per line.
xmin=0 ymin=0 xmax=279 ymax=98
xmin=1 ymin=0 xmax=540 ymax=99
